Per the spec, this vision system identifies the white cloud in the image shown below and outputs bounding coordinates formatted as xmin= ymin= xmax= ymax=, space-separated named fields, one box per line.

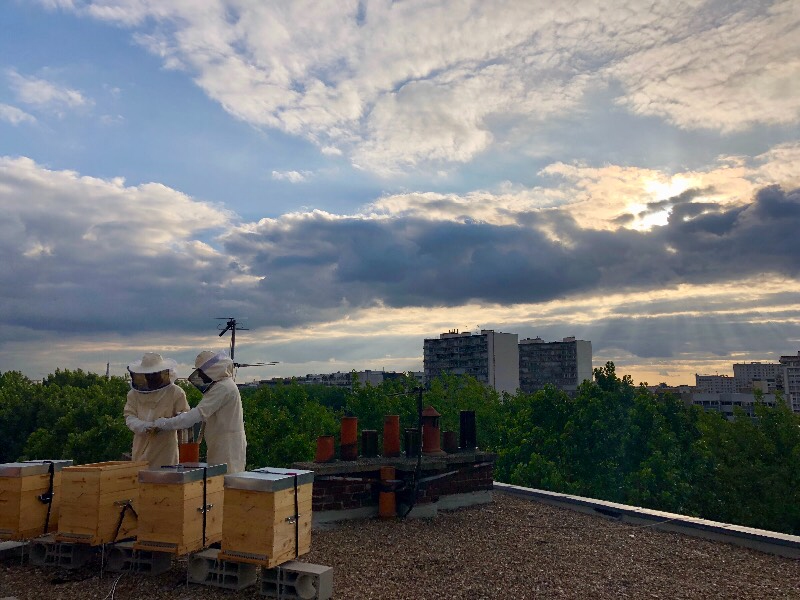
xmin=0 ymin=103 xmax=36 ymax=125
xmin=271 ymin=170 xmax=310 ymax=183
xmin=609 ymin=1 xmax=800 ymax=132
xmin=100 ymin=114 xmax=125 ymax=125
xmin=7 ymin=69 xmax=92 ymax=114
xmin=320 ymin=146 xmax=342 ymax=157
xmin=46 ymin=1 xmax=799 ymax=174
xmin=0 ymin=156 xmax=242 ymax=336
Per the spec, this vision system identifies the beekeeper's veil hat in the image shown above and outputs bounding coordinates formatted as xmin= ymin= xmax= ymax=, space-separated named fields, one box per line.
xmin=127 ymin=352 xmax=177 ymax=392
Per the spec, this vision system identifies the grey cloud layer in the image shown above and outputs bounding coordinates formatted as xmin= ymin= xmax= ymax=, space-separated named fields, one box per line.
xmin=221 ymin=186 xmax=800 ymax=320
xmin=3 ymin=157 xmax=799 ymax=371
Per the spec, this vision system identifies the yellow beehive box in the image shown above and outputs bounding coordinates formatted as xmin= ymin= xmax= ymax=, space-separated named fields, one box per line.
xmin=134 ymin=463 xmax=226 ymax=555
xmin=0 ymin=460 xmax=73 ymax=540
xmin=219 ymin=467 xmax=314 ymax=567
xmin=56 ymin=460 xmax=147 ymax=545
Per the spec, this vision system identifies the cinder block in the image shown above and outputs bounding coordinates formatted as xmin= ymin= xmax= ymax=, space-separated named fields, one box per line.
xmin=105 ymin=541 xmax=171 ymax=575
xmin=260 ymin=561 xmax=333 ymax=599
xmin=188 ymin=548 xmax=258 ymax=591
xmin=0 ymin=540 xmax=27 ymax=561
xmin=28 ymin=536 xmax=92 ymax=569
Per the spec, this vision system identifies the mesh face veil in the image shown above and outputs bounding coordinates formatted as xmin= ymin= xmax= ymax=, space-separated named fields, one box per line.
xmin=188 ymin=368 xmax=214 ymax=393
xmin=129 ymin=369 xmax=172 ymax=393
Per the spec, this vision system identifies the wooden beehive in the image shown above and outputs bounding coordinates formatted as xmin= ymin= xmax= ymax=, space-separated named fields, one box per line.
xmin=134 ymin=462 xmax=226 ymax=555
xmin=0 ymin=460 xmax=73 ymax=540
xmin=219 ymin=467 xmax=314 ymax=567
xmin=56 ymin=460 xmax=147 ymax=545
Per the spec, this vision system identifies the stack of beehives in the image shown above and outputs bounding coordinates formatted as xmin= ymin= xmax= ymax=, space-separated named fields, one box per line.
xmin=0 ymin=459 xmax=314 ymax=568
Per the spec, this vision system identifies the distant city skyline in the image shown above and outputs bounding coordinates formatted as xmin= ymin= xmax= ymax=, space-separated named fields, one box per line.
xmin=1 ymin=1 xmax=798 ymax=386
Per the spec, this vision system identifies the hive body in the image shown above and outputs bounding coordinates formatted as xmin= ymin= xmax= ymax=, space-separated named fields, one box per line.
xmin=219 ymin=467 xmax=313 ymax=567
xmin=135 ymin=463 xmax=226 ymax=554
xmin=0 ymin=461 xmax=72 ymax=540
xmin=56 ymin=461 xmax=146 ymax=545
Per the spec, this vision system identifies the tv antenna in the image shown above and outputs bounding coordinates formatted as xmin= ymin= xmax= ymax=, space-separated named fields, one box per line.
xmin=216 ymin=317 xmax=245 ymax=360
xmin=215 ymin=317 xmax=279 ymax=369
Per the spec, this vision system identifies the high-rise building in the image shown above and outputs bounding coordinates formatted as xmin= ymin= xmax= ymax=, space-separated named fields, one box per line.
xmin=732 ymin=362 xmax=781 ymax=393
xmin=518 ymin=336 xmax=592 ymax=395
xmin=423 ymin=330 xmax=519 ymax=394
xmin=779 ymin=352 xmax=800 ymax=413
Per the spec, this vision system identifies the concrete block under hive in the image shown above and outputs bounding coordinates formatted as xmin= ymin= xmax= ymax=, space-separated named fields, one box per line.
xmin=219 ymin=467 xmax=314 ymax=568
xmin=0 ymin=460 xmax=73 ymax=540
xmin=188 ymin=548 xmax=258 ymax=590
xmin=134 ymin=462 xmax=226 ymax=555
xmin=56 ymin=460 xmax=147 ymax=545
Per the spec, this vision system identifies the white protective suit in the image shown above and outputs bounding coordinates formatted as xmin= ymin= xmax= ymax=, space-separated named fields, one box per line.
xmin=155 ymin=352 xmax=247 ymax=473
xmin=124 ymin=361 xmax=189 ymax=468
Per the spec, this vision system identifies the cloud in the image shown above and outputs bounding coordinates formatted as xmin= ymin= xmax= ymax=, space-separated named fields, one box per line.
xmin=6 ymin=69 xmax=92 ymax=115
xmin=1 ymin=153 xmax=799 ymax=381
xmin=217 ymin=185 xmax=800 ymax=321
xmin=0 ymin=157 xmax=238 ymax=335
xmin=609 ymin=0 xmax=800 ymax=132
xmin=321 ymin=146 xmax=342 ymax=157
xmin=271 ymin=170 xmax=310 ymax=183
xmin=0 ymin=104 xmax=36 ymax=125
xmin=7 ymin=148 xmax=798 ymax=333
xmin=44 ymin=1 xmax=799 ymax=174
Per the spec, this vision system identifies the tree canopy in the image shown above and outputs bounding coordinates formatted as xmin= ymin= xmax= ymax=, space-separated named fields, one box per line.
xmin=1 ymin=363 xmax=798 ymax=534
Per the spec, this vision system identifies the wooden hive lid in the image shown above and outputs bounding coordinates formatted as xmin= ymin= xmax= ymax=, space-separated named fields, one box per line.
xmin=138 ymin=462 xmax=227 ymax=484
xmin=0 ymin=460 xmax=73 ymax=477
xmin=252 ymin=466 xmax=314 ymax=486
xmin=63 ymin=460 xmax=148 ymax=472
xmin=225 ymin=469 xmax=313 ymax=493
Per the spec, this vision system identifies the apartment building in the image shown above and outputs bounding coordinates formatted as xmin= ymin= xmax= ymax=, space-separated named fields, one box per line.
xmin=732 ymin=362 xmax=781 ymax=393
xmin=695 ymin=374 xmax=736 ymax=394
xmin=692 ymin=392 xmax=778 ymax=420
xmin=518 ymin=336 xmax=592 ymax=395
xmin=779 ymin=352 xmax=800 ymax=413
xmin=256 ymin=370 xmax=424 ymax=390
xmin=423 ymin=330 xmax=519 ymax=394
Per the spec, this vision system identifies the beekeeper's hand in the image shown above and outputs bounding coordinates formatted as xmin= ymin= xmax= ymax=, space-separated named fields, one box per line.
xmin=154 ymin=407 xmax=202 ymax=431
xmin=125 ymin=415 xmax=155 ymax=435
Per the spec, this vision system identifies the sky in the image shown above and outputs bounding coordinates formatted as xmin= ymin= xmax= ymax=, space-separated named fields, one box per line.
xmin=0 ymin=0 xmax=799 ymax=385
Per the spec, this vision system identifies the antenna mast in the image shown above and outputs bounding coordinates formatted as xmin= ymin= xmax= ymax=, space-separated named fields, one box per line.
xmin=216 ymin=317 xmax=248 ymax=360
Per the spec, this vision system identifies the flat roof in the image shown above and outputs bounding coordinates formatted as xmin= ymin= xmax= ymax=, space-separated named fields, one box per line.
xmin=1 ymin=492 xmax=797 ymax=598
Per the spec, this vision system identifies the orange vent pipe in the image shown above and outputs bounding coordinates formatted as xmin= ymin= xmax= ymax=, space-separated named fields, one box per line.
xmin=340 ymin=416 xmax=358 ymax=461
xmin=383 ymin=415 xmax=401 ymax=457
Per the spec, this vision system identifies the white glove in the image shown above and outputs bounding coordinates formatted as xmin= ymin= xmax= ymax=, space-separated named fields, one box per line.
xmin=125 ymin=415 xmax=155 ymax=435
xmin=154 ymin=407 xmax=202 ymax=431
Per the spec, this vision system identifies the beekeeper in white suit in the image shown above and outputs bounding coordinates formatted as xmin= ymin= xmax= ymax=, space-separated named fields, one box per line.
xmin=154 ymin=351 xmax=247 ymax=473
xmin=124 ymin=353 xmax=190 ymax=468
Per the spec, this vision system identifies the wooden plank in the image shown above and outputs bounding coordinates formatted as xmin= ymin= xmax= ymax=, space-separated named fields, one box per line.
xmin=65 ymin=461 xmax=147 ymax=472
xmin=98 ymin=472 xmax=140 ymax=497
xmin=0 ymin=489 xmax=21 ymax=532
xmin=19 ymin=472 xmax=60 ymax=493
xmin=222 ymin=506 xmax=311 ymax=555
xmin=0 ymin=478 xmax=22 ymax=495
xmin=59 ymin=479 xmax=101 ymax=507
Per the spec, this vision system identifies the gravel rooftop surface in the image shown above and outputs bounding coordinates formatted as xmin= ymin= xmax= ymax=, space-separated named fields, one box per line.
xmin=1 ymin=492 xmax=798 ymax=599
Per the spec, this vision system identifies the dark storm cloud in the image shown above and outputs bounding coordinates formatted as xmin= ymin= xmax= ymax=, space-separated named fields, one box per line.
xmin=615 ymin=187 xmax=713 ymax=223
xmin=220 ymin=185 xmax=800 ymax=325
